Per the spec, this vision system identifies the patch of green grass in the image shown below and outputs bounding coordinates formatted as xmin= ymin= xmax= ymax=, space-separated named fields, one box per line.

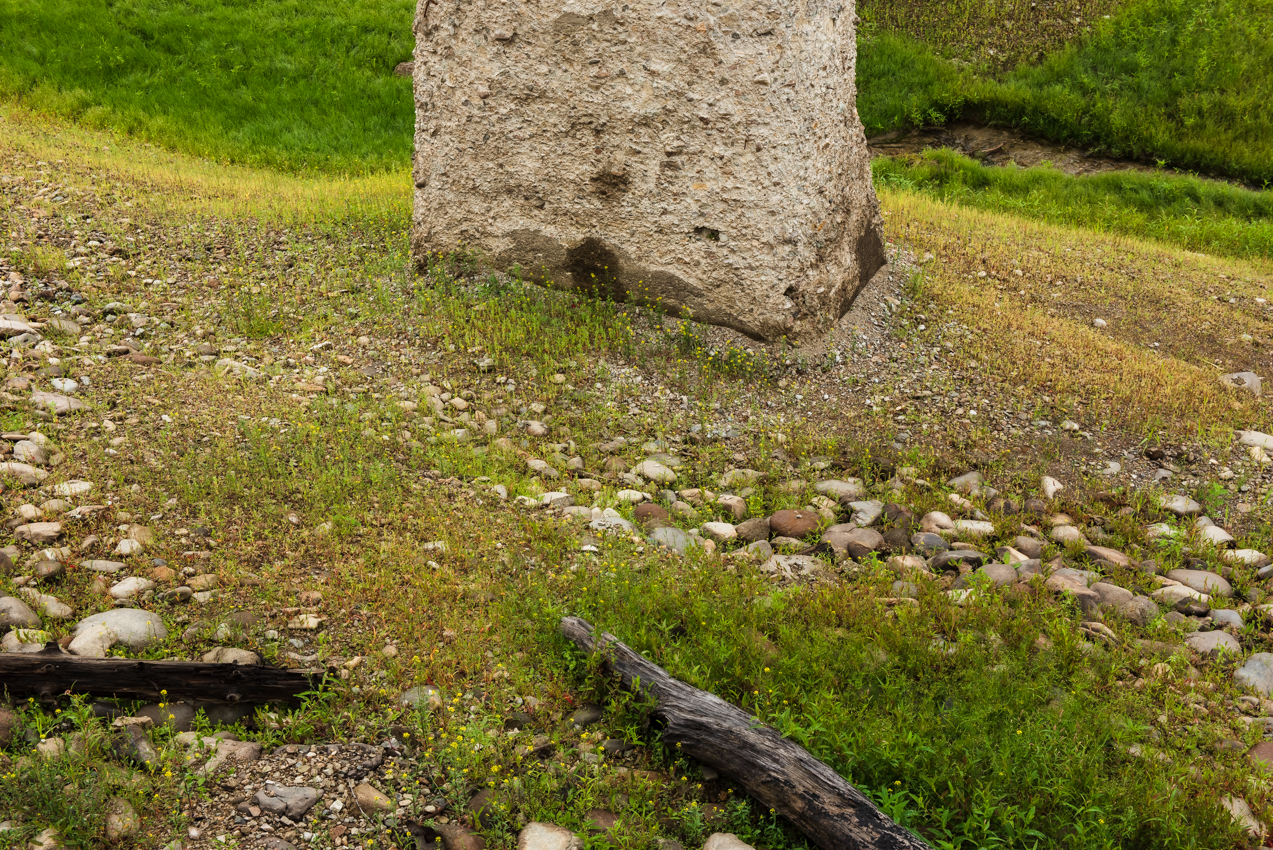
xmin=0 ymin=0 xmax=414 ymax=173
xmin=873 ymin=149 xmax=1273 ymax=260
xmin=529 ymin=542 xmax=1249 ymax=850
xmin=7 ymin=244 xmax=69 ymax=277
xmin=854 ymin=31 xmax=970 ymax=139
xmin=858 ymin=0 xmax=1273 ymax=185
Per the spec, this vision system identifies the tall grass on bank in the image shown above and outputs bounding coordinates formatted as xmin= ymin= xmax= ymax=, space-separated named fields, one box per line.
xmin=856 ymin=31 xmax=969 ymax=136
xmin=873 ymin=150 xmax=1273 ymax=261
xmin=0 ymin=0 xmax=415 ymax=173
xmin=858 ymin=0 xmax=1273 ymax=185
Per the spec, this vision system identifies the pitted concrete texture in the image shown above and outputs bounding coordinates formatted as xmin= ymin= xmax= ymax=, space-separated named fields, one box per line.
xmin=411 ymin=0 xmax=884 ymax=341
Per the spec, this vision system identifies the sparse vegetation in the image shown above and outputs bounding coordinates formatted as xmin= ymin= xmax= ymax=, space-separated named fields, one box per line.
xmin=1 ymin=1 xmax=1273 ymax=846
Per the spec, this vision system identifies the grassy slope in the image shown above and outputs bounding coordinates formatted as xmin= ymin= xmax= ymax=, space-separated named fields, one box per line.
xmin=3 ymin=0 xmax=1269 ymax=187
xmin=874 ymin=150 xmax=1273 ymax=262
xmin=858 ymin=0 xmax=1273 ymax=185
xmin=0 ymin=0 xmax=415 ymax=172
xmin=2 ymin=0 xmax=1272 ymax=838
xmin=3 ymin=105 xmax=1273 ymax=848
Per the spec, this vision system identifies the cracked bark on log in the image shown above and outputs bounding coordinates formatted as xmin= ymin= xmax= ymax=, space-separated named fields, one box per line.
xmin=560 ymin=616 xmax=930 ymax=850
xmin=0 ymin=643 xmax=320 ymax=703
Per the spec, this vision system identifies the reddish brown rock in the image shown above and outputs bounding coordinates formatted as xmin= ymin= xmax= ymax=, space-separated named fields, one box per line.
xmin=634 ymin=503 xmax=671 ymax=529
xmin=768 ymin=509 xmax=819 ymax=539
xmin=1248 ymin=741 xmax=1273 ymax=770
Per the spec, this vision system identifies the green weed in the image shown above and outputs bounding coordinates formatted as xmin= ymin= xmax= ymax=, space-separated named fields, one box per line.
xmin=669 ymin=317 xmax=770 ymax=382
xmin=873 ymin=149 xmax=1273 ymax=260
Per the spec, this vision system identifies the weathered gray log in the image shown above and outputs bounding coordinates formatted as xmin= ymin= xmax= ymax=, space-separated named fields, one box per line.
xmin=0 ymin=643 xmax=320 ymax=703
xmin=560 ymin=616 xmax=930 ymax=850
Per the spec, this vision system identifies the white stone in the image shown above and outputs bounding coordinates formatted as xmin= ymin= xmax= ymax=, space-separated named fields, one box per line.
xmin=720 ymin=469 xmax=764 ymax=488
xmin=0 ymin=596 xmax=42 ymax=629
xmin=701 ymin=522 xmax=737 ymax=544
xmin=0 ymin=461 xmax=47 ymax=487
xmin=1236 ymin=653 xmax=1273 ymax=696
xmin=633 ymin=460 xmax=676 ymax=484
xmin=18 ymin=588 xmax=72 ymax=619
xmin=31 ymin=391 xmax=87 ymax=415
xmin=1220 ymin=372 xmax=1262 ymax=396
xmin=287 ymin=613 xmax=325 ymax=630
xmin=80 ymin=560 xmax=125 ymax=573
xmin=1151 ymin=585 xmax=1209 ymax=607
xmin=946 ymin=471 xmax=984 ymax=494
xmin=1238 ymin=430 xmax=1273 ymax=451
xmin=1186 ymin=630 xmax=1241 ymax=658
xmin=1197 ymin=524 xmax=1235 ymax=548
xmin=73 ymin=609 xmax=168 ymax=650
xmin=848 ymin=500 xmax=884 ymax=527
xmin=109 ymin=577 xmax=155 ymax=600
xmin=716 ymin=494 xmax=748 ymax=521
xmin=814 ymin=479 xmax=865 ymax=500
xmin=114 ymin=538 xmax=143 ymax=557
xmin=0 ymin=316 xmax=38 ymax=337
xmin=952 ymin=519 xmax=995 ymax=538
xmin=616 ymin=489 xmax=646 ymax=504
xmin=1157 ymin=494 xmax=1201 ymax=516
xmin=1220 ymin=796 xmax=1265 ymax=839
xmin=104 ymin=798 xmax=140 ymax=841
xmin=1050 ymin=525 xmax=1088 ymax=545
xmin=516 ymin=822 xmax=582 ymax=850
xmin=411 ymin=1 xmax=884 ymax=341
xmin=920 ymin=511 xmax=954 ymax=533
xmin=703 ymin=835 xmax=757 ymax=850
xmin=2 ymin=628 xmax=50 ymax=652
xmin=14 ymin=521 xmax=62 ymax=544
xmin=1224 ymin=549 xmax=1269 ymax=567
xmin=1166 ymin=569 xmax=1232 ymax=597
xmin=13 ymin=440 xmax=48 ymax=466
xmin=68 ymin=626 xmax=118 ymax=658
xmin=201 ymin=647 xmax=261 ymax=665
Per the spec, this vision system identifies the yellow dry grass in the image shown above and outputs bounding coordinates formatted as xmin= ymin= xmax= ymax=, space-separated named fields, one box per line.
xmin=0 ymin=105 xmax=410 ymax=222
xmin=880 ymin=188 xmax=1273 ymax=439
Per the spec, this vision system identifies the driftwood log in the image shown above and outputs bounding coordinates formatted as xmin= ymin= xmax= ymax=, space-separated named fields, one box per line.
xmin=0 ymin=643 xmax=320 ymax=703
xmin=560 ymin=616 xmax=930 ymax=850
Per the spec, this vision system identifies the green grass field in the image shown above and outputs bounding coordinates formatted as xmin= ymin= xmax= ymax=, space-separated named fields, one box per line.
xmin=0 ymin=0 xmax=415 ymax=172
xmin=4 ymin=0 xmax=1271 ymax=185
xmin=873 ymin=149 xmax=1273 ymax=261
xmin=858 ymin=0 xmax=1273 ymax=185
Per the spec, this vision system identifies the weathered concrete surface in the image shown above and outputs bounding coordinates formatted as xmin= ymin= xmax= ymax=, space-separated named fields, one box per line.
xmin=411 ymin=0 xmax=884 ymax=341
